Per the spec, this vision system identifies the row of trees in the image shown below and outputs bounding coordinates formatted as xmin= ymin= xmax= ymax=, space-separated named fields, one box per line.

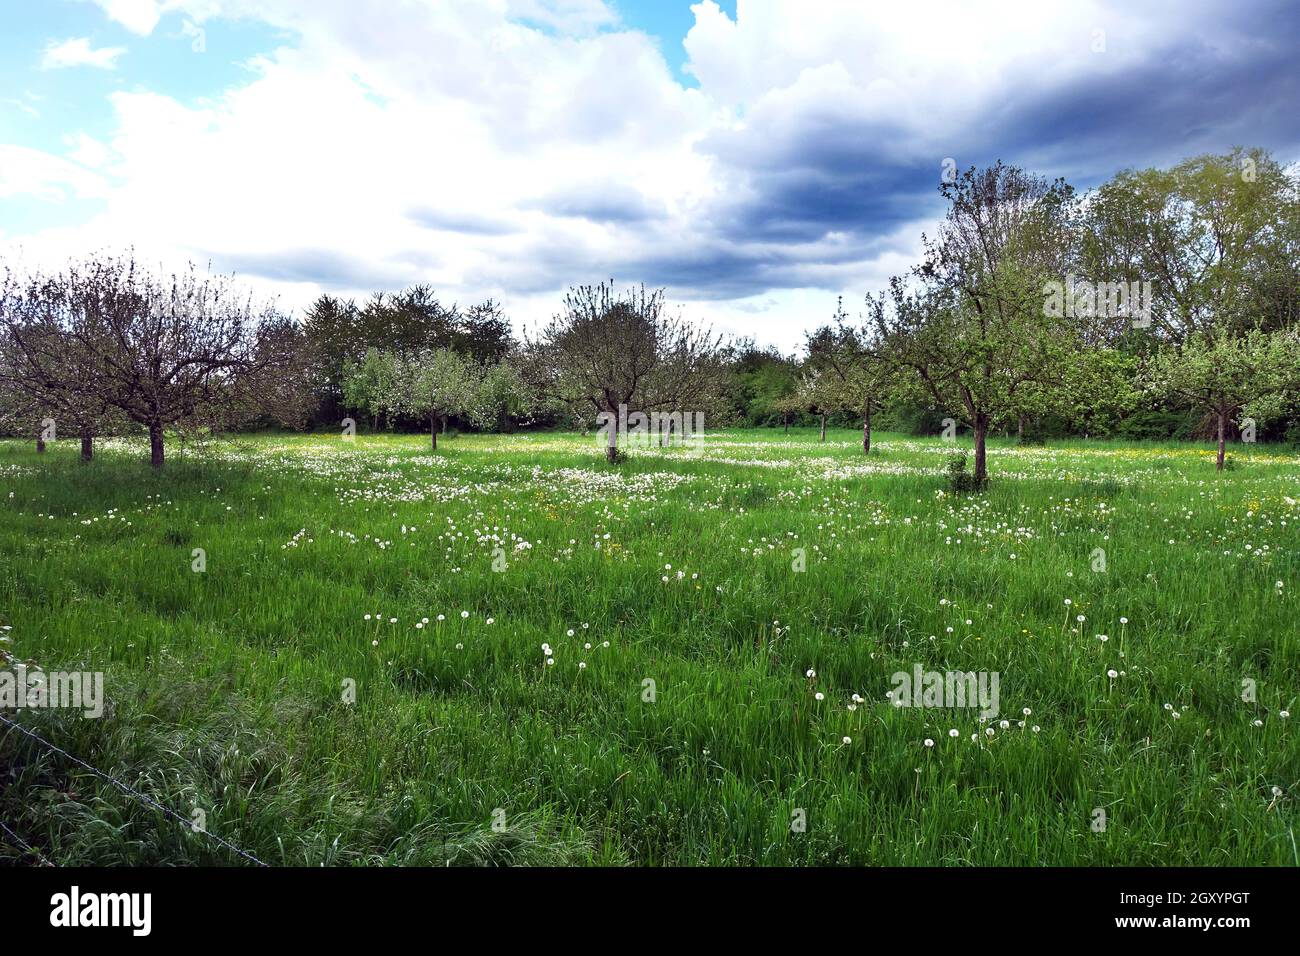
xmin=764 ymin=148 xmax=1300 ymax=480
xmin=0 ymin=254 xmax=730 ymax=467
xmin=342 ymin=347 xmax=526 ymax=449
xmin=302 ymin=286 xmax=512 ymax=428
xmin=0 ymin=256 xmax=310 ymax=466
xmin=2 ymin=147 xmax=1296 ymax=480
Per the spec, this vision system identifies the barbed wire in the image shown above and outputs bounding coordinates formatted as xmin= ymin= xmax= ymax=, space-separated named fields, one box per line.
xmin=0 ymin=712 xmax=268 ymax=867
xmin=0 ymin=814 xmax=54 ymax=866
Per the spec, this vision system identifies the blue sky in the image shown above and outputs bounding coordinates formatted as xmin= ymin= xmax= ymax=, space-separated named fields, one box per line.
xmin=616 ymin=0 xmax=735 ymax=82
xmin=1 ymin=0 xmax=1297 ymax=351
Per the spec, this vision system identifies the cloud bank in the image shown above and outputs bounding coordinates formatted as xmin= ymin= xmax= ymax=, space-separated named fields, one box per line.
xmin=5 ymin=0 xmax=1298 ymax=350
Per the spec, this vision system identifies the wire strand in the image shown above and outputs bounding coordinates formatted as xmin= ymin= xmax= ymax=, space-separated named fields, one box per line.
xmin=0 ymin=815 xmax=54 ymax=866
xmin=0 ymin=712 xmax=268 ymax=867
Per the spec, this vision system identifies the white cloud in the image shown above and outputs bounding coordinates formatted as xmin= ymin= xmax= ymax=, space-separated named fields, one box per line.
xmin=65 ymin=133 xmax=115 ymax=169
xmin=86 ymin=0 xmax=167 ymax=35
xmin=85 ymin=0 xmax=224 ymax=35
xmin=3 ymin=98 xmax=41 ymax=119
xmin=0 ymin=145 xmax=109 ymax=201
xmin=504 ymin=0 xmax=617 ymax=35
xmin=41 ymin=37 xmax=128 ymax=70
xmin=6 ymin=0 xmax=1296 ymax=350
xmin=11 ymin=2 xmax=715 ymax=312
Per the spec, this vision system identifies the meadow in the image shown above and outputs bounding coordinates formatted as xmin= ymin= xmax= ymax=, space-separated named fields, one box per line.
xmin=0 ymin=428 xmax=1297 ymax=866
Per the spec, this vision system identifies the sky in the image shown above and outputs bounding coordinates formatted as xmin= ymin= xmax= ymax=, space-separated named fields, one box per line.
xmin=1 ymin=0 xmax=1298 ymax=353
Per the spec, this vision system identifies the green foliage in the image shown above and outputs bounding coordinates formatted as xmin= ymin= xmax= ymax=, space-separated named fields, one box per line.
xmin=341 ymin=348 xmax=532 ymax=440
xmin=944 ymin=451 xmax=987 ymax=494
xmin=725 ymin=342 xmax=802 ymax=426
xmin=875 ymin=402 xmax=946 ymax=436
xmin=1082 ymin=147 xmax=1299 ymax=337
xmin=303 ymin=287 xmax=513 ymax=426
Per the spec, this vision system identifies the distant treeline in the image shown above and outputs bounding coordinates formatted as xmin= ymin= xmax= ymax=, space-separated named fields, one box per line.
xmin=2 ymin=147 xmax=1298 ymax=477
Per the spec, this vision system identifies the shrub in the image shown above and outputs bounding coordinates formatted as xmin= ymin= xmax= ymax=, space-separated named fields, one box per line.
xmin=945 ymin=452 xmax=987 ymax=494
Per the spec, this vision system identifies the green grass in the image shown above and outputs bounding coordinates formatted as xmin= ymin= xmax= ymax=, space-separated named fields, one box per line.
xmin=1 ymin=428 xmax=1297 ymax=865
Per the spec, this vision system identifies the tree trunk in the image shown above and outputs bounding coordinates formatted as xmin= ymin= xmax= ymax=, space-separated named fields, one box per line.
xmin=149 ymin=422 xmax=165 ymax=468
xmin=442 ymin=416 xmax=448 ymax=435
xmin=1017 ymin=415 xmax=1025 ymax=443
xmin=783 ymin=413 xmax=789 ymax=435
xmin=35 ymin=436 xmax=46 ymax=454
xmin=430 ymin=414 xmax=437 ymax=451
xmin=973 ymin=413 xmax=989 ymax=484
xmin=1216 ymin=409 xmax=1226 ymax=471
xmin=606 ymin=412 xmax=619 ymax=463
xmin=819 ymin=412 xmax=827 ymax=443
xmin=862 ymin=399 xmax=872 ymax=455
xmin=80 ymin=431 xmax=93 ymax=462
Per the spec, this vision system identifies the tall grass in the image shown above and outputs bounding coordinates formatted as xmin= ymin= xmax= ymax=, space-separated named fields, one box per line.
xmin=0 ymin=429 xmax=1296 ymax=865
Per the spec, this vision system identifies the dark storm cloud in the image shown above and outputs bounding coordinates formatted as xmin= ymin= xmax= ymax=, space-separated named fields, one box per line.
xmin=217 ymin=248 xmax=411 ymax=290
xmin=980 ymin=2 xmax=1300 ymax=184
xmin=526 ymin=182 xmax=666 ymax=223
xmin=646 ymin=0 xmax=1300 ymax=300
xmin=477 ymin=221 xmax=911 ymax=302
xmin=697 ymin=108 xmax=941 ymax=245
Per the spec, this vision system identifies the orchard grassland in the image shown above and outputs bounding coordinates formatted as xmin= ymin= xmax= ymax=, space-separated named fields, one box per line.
xmin=0 ymin=428 xmax=1296 ymax=865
